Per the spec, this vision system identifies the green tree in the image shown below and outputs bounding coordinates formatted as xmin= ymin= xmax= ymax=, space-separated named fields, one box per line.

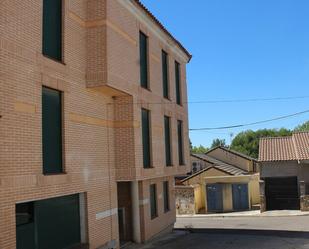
xmin=191 ymin=145 xmax=209 ymax=154
xmin=230 ymin=128 xmax=291 ymax=159
xmin=294 ymin=121 xmax=309 ymax=132
xmin=211 ymin=138 xmax=226 ymax=149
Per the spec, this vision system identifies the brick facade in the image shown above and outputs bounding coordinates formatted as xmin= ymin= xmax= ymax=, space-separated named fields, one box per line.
xmin=0 ymin=0 xmax=190 ymax=248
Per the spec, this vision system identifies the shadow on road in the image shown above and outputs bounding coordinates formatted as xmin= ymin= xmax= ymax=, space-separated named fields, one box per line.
xmin=178 ymin=228 xmax=309 ymax=239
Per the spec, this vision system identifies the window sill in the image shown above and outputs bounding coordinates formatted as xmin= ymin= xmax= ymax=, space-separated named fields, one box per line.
xmin=151 ymin=215 xmax=158 ymax=220
xmin=143 ymin=166 xmax=154 ymax=169
xmin=43 ymin=172 xmax=67 ymax=176
xmin=166 ymin=165 xmax=174 ymax=167
xmin=43 ymin=54 xmax=66 ymax=65
xmin=141 ymin=85 xmax=152 ymax=92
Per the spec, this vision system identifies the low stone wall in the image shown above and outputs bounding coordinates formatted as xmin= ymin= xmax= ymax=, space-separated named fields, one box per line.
xmin=301 ymin=196 xmax=309 ymax=211
xmin=175 ymin=186 xmax=195 ymax=215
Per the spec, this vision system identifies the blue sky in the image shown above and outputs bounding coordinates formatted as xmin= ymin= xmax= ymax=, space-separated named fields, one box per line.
xmin=141 ymin=0 xmax=309 ymax=147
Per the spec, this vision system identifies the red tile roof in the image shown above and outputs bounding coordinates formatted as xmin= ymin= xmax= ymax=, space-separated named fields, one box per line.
xmin=133 ymin=0 xmax=192 ymax=61
xmin=259 ymin=132 xmax=309 ymax=162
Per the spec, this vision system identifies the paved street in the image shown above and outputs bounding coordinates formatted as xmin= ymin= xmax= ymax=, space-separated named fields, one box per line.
xmin=175 ymin=215 xmax=309 ymax=232
xmin=134 ymin=230 xmax=309 ymax=249
xmin=126 ymin=215 xmax=309 ymax=249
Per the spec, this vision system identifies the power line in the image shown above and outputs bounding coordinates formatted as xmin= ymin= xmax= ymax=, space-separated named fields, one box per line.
xmin=187 ymin=95 xmax=309 ymax=104
xmin=189 ymin=109 xmax=309 ymax=131
xmin=111 ymin=95 xmax=309 ymax=106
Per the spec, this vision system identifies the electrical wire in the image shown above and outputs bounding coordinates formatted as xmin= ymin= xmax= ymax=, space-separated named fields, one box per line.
xmin=110 ymin=95 xmax=309 ymax=106
xmin=189 ymin=109 xmax=309 ymax=131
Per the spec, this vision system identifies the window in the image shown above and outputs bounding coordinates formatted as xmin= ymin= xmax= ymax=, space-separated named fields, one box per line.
xmin=164 ymin=116 xmax=172 ymax=166
xmin=177 ymin=120 xmax=184 ymax=165
xmin=43 ymin=0 xmax=63 ymax=61
xmin=42 ymin=86 xmax=63 ymax=174
xmin=162 ymin=50 xmax=169 ymax=98
xmin=142 ymin=108 xmax=151 ymax=168
xmin=16 ymin=202 xmax=34 ymax=226
xmin=163 ymin=181 xmax=170 ymax=213
xmin=175 ymin=61 xmax=181 ymax=105
xmin=140 ymin=31 xmax=149 ymax=88
xmin=306 ymin=184 xmax=309 ymax=195
xmin=150 ymin=184 xmax=157 ymax=219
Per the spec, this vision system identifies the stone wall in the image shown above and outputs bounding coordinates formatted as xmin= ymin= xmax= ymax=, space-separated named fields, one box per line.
xmin=175 ymin=186 xmax=195 ymax=215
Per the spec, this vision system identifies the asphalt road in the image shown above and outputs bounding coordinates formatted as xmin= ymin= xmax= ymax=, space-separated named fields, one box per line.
xmin=140 ymin=231 xmax=309 ymax=249
xmin=127 ymin=216 xmax=309 ymax=249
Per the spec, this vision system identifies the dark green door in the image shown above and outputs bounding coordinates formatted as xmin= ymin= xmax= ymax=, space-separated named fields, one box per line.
xmin=36 ymin=195 xmax=81 ymax=249
xmin=16 ymin=194 xmax=81 ymax=249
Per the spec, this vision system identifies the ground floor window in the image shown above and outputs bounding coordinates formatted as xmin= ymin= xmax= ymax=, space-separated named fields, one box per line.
xmin=163 ymin=181 xmax=170 ymax=213
xmin=150 ymin=184 xmax=158 ymax=219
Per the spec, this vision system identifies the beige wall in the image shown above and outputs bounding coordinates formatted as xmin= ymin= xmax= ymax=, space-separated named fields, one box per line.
xmin=183 ymin=172 xmax=260 ymax=213
xmin=207 ymin=148 xmax=254 ymax=172
xmin=190 ymin=155 xmax=213 ymax=172
xmin=0 ymin=0 xmax=190 ymax=248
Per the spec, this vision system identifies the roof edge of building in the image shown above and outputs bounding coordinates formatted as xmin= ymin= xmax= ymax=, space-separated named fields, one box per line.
xmin=133 ymin=0 xmax=192 ymax=62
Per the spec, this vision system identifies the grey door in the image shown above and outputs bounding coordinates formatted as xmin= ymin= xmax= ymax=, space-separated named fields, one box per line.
xmin=207 ymin=184 xmax=223 ymax=212
xmin=232 ymin=184 xmax=249 ymax=211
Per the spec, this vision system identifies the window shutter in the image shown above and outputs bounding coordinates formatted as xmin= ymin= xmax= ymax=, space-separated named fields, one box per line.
xmin=43 ymin=0 xmax=62 ymax=61
xmin=42 ymin=87 xmax=63 ymax=174
xmin=142 ymin=109 xmax=151 ymax=168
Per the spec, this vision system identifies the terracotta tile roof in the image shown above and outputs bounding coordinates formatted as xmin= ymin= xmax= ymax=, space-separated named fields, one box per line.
xmin=206 ymin=146 xmax=258 ymax=162
xmin=132 ymin=0 xmax=192 ymax=61
xmin=259 ymin=132 xmax=309 ymax=162
xmin=192 ymin=154 xmax=247 ymax=176
xmin=293 ymin=132 xmax=309 ymax=160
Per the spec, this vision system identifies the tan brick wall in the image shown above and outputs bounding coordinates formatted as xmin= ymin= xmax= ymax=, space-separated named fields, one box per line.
xmin=0 ymin=0 xmax=190 ymax=248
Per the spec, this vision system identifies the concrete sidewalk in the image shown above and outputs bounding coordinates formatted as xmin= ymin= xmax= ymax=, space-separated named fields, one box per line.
xmin=175 ymin=215 xmax=309 ymax=232
xmin=178 ymin=210 xmax=309 ymax=218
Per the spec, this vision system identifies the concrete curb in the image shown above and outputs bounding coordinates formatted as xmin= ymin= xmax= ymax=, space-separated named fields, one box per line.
xmin=177 ymin=212 xmax=309 ymax=218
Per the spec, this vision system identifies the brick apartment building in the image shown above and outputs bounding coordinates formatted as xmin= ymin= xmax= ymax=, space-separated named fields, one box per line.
xmin=0 ymin=0 xmax=191 ymax=248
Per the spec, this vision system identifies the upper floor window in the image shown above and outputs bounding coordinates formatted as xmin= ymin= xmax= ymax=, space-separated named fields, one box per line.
xmin=175 ymin=61 xmax=182 ymax=105
xmin=43 ymin=0 xmax=63 ymax=61
xmin=139 ymin=31 xmax=149 ymax=89
xmin=42 ymin=86 xmax=63 ymax=174
xmin=177 ymin=120 xmax=184 ymax=165
xmin=164 ymin=116 xmax=172 ymax=166
xmin=141 ymin=108 xmax=151 ymax=168
xmin=162 ymin=50 xmax=169 ymax=98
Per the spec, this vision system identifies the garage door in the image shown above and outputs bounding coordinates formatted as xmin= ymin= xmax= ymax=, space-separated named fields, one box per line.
xmin=265 ymin=177 xmax=300 ymax=210
xmin=207 ymin=184 xmax=223 ymax=212
xmin=232 ymin=184 xmax=249 ymax=211
xmin=16 ymin=194 xmax=81 ymax=249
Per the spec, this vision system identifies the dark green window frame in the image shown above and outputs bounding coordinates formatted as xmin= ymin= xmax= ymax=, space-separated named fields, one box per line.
xmin=16 ymin=202 xmax=34 ymax=227
xmin=142 ymin=108 xmax=151 ymax=168
xmin=162 ymin=50 xmax=169 ymax=98
xmin=163 ymin=181 xmax=170 ymax=213
xmin=164 ymin=116 xmax=172 ymax=166
xmin=43 ymin=0 xmax=63 ymax=61
xmin=177 ymin=120 xmax=184 ymax=165
xmin=150 ymin=184 xmax=158 ymax=219
xmin=42 ymin=86 xmax=63 ymax=174
xmin=139 ymin=31 xmax=149 ymax=89
xmin=175 ymin=61 xmax=181 ymax=105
